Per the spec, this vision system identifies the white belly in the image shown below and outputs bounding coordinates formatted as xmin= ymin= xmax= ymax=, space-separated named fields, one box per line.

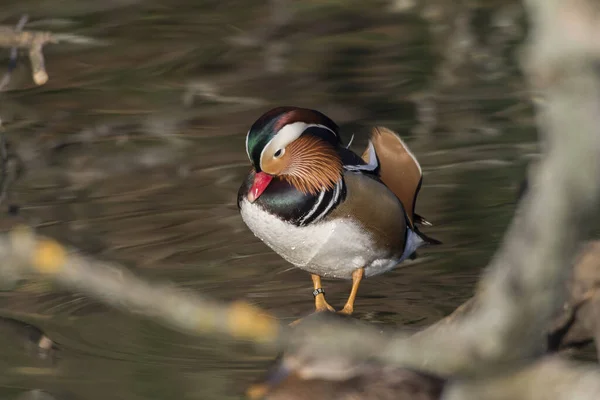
xmin=239 ymin=199 xmax=400 ymax=279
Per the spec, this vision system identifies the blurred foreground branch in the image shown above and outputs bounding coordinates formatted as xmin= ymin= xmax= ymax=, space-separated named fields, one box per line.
xmin=444 ymin=357 xmax=600 ymax=400
xmin=283 ymin=0 xmax=600 ymax=378
xmin=1 ymin=226 xmax=281 ymax=344
xmin=2 ymin=227 xmax=600 ymax=400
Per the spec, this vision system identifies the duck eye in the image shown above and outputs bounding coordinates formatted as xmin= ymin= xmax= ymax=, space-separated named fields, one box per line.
xmin=273 ymin=148 xmax=285 ymax=158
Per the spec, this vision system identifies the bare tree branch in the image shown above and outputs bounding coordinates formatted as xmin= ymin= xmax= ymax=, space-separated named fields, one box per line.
xmin=2 ymin=226 xmax=282 ymax=345
xmin=284 ymin=0 xmax=600 ymax=377
xmin=0 ymin=15 xmax=29 ymax=91
xmin=0 ymin=23 xmax=101 ymax=85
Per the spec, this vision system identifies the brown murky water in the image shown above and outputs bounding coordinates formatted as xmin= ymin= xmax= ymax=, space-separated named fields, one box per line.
xmin=0 ymin=1 xmax=547 ymax=399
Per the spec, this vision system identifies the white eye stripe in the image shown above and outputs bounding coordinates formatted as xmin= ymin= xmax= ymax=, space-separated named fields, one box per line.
xmin=259 ymin=122 xmax=337 ymax=171
xmin=299 ymin=189 xmax=326 ymax=225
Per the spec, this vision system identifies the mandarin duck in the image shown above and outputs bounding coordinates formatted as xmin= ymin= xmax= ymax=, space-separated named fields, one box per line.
xmin=238 ymin=106 xmax=440 ymax=316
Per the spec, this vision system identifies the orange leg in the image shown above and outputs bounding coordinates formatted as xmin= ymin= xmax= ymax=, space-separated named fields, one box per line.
xmin=312 ymin=274 xmax=335 ymax=312
xmin=289 ymin=274 xmax=335 ymax=327
xmin=338 ymin=268 xmax=364 ymax=315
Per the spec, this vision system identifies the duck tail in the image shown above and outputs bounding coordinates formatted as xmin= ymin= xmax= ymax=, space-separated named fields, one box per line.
xmin=414 ymin=226 xmax=442 ymax=246
xmin=401 ymin=226 xmax=441 ymax=262
xmin=414 ymin=213 xmax=433 ymax=227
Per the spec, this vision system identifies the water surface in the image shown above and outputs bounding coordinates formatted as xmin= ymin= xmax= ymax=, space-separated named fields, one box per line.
xmin=0 ymin=1 xmax=545 ymax=398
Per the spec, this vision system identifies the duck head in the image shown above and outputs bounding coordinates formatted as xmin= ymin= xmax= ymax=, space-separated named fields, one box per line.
xmin=245 ymin=106 xmax=344 ymax=202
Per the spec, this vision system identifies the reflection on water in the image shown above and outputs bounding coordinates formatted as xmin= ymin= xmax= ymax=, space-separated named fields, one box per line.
xmin=0 ymin=1 xmax=543 ymax=399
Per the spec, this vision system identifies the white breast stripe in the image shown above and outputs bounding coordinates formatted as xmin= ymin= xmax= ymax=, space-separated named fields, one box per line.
xmin=313 ymin=179 xmax=342 ymax=223
xmin=299 ymin=188 xmax=326 ymax=225
xmin=344 ymin=140 xmax=379 ymax=172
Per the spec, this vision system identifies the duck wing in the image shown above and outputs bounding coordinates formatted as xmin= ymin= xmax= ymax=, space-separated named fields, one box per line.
xmin=361 ymin=127 xmax=422 ymax=226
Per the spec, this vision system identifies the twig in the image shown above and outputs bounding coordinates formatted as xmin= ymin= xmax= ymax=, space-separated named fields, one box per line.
xmin=0 ymin=23 xmax=101 ymax=85
xmin=0 ymin=26 xmax=54 ymax=85
xmin=0 ymin=16 xmax=28 ymax=212
xmin=0 ymin=15 xmax=28 ymax=91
